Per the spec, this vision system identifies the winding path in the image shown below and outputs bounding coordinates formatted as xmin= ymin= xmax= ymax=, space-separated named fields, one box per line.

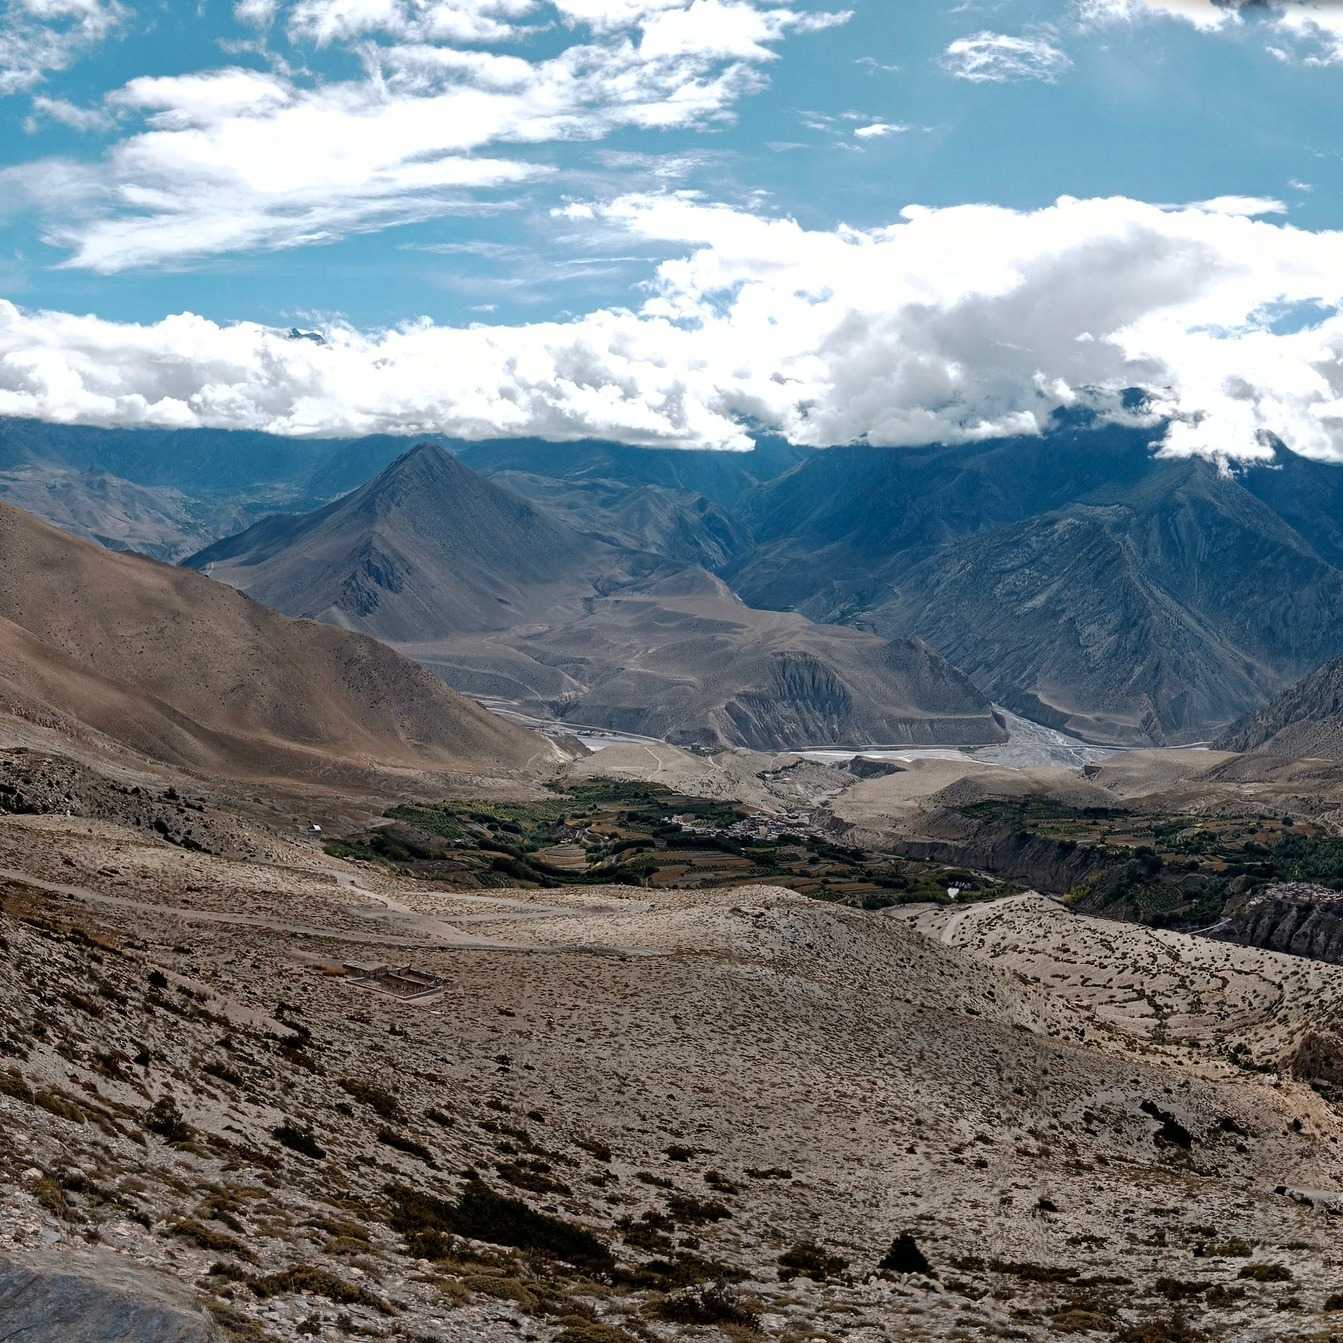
xmin=0 ymin=865 xmax=658 ymax=958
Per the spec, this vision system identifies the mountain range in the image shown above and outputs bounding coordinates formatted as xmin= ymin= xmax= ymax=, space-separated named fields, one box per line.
xmin=183 ymin=445 xmax=1003 ymax=750
xmin=185 ymin=444 xmax=653 ymax=641
xmin=13 ymin=412 xmax=1343 ymax=748
xmin=727 ymin=423 xmax=1343 ymax=744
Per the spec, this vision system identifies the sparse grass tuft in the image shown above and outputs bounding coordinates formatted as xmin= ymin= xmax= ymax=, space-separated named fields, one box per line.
xmin=250 ymin=1265 xmax=392 ymax=1315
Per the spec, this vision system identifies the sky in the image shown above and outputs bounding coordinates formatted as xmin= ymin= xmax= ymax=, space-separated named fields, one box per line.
xmin=4 ymin=0 xmax=1343 ymax=459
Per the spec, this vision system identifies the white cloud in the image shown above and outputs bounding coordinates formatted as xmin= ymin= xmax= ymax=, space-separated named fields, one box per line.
xmin=1271 ymin=6 xmax=1343 ymax=64
xmin=0 ymin=0 xmax=125 ymax=96
xmin=8 ymin=195 xmax=1343 ymax=466
xmin=853 ymin=120 xmax=906 ymax=138
xmin=1190 ymin=195 xmax=1287 ymax=217
xmin=234 ymin=0 xmax=280 ymax=25
xmin=636 ymin=1 xmax=850 ymax=62
xmin=940 ymin=32 xmax=1072 ymax=83
xmin=1076 ymin=0 xmax=1343 ymax=62
xmin=550 ymin=0 xmax=688 ymax=31
xmin=1074 ymin=0 xmax=1237 ymax=32
xmin=106 ymin=69 xmax=295 ymax=126
xmin=288 ymin=0 xmax=538 ymax=45
xmin=5 ymin=0 xmax=850 ymax=271
xmin=23 ymin=93 xmax=115 ymax=132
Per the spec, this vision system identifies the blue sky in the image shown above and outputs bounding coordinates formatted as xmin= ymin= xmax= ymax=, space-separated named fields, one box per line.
xmin=4 ymin=0 xmax=1340 ymax=327
xmin=4 ymin=0 xmax=1343 ymax=460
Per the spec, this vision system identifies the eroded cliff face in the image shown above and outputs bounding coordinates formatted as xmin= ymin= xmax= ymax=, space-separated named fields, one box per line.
xmin=1216 ymin=883 xmax=1343 ymax=965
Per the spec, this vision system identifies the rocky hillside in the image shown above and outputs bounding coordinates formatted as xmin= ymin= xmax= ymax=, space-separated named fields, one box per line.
xmin=1215 ymin=653 xmax=1343 ymax=757
xmin=5 ymin=800 xmax=1343 ymax=1343
xmin=405 ymin=568 xmax=1006 ymax=750
xmin=1213 ymin=883 xmax=1343 ymax=966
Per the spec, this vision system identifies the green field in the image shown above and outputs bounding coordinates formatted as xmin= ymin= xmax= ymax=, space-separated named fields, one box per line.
xmin=328 ymin=781 xmax=1016 ymax=910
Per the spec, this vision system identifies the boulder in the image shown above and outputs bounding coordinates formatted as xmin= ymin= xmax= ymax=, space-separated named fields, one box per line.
xmin=0 ymin=1248 xmax=221 ymax=1342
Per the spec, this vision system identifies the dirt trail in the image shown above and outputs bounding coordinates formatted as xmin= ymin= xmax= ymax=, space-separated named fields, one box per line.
xmin=0 ymin=864 xmax=659 ymax=958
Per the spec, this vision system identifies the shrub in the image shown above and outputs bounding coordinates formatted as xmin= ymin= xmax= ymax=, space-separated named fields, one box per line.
xmin=387 ymin=1180 xmax=612 ymax=1271
xmin=145 ymin=1097 xmax=191 ymax=1143
xmin=167 ymin=1219 xmax=255 ymax=1262
xmin=665 ymin=1194 xmax=731 ymax=1225
xmin=1053 ymin=1310 xmax=1110 ymax=1335
xmin=339 ymin=1077 xmax=405 ymax=1122
xmin=1194 ymin=1237 xmax=1251 ymax=1258
xmin=1115 ymin=1313 xmax=1206 ymax=1343
xmin=653 ymin=1281 xmax=760 ymax=1329
xmin=377 ymin=1128 xmax=435 ymax=1166
xmin=879 ymin=1232 xmax=934 ymax=1277
xmin=1237 ymin=1263 xmax=1292 ymax=1282
xmin=553 ymin=1320 xmax=641 ymax=1343
xmin=250 ymin=1265 xmax=391 ymax=1315
xmin=272 ymin=1122 xmax=325 ymax=1160
xmin=777 ymin=1241 xmax=849 ymax=1283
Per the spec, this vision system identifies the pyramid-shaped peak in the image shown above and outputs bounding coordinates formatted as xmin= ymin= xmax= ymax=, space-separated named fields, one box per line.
xmin=380 ymin=441 xmax=465 ymax=478
xmin=354 ymin=441 xmax=488 ymax=516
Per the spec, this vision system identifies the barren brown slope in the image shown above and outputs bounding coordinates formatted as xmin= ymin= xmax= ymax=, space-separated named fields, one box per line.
xmin=184 ymin=442 xmax=655 ymax=641
xmin=0 ymin=500 xmax=550 ymax=779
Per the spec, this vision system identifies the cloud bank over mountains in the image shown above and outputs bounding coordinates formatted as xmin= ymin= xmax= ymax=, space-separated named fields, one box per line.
xmin=4 ymin=1 xmax=1343 ymax=464
xmin=6 ymin=192 xmax=1343 ymax=463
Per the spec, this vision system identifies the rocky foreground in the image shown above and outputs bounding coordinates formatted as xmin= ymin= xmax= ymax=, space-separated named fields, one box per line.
xmin=3 ymin=804 xmax=1343 ymax=1341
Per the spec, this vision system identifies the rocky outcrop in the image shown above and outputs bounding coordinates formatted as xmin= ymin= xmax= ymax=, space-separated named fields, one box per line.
xmin=1215 ymin=883 xmax=1343 ymax=965
xmin=0 ymin=1248 xmax=221 ymax=1341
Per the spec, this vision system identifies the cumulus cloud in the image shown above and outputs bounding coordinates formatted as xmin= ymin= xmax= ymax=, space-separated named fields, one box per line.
xmin=5 ymin=0 xmax=850 ymax=271
xmin=940 ymin=32 xmax=1072 ymax=83
xmin=7 ymin=194 xmax=1343 ymax=466
xmin=0 ymin=0 xmax=125 ymax=96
